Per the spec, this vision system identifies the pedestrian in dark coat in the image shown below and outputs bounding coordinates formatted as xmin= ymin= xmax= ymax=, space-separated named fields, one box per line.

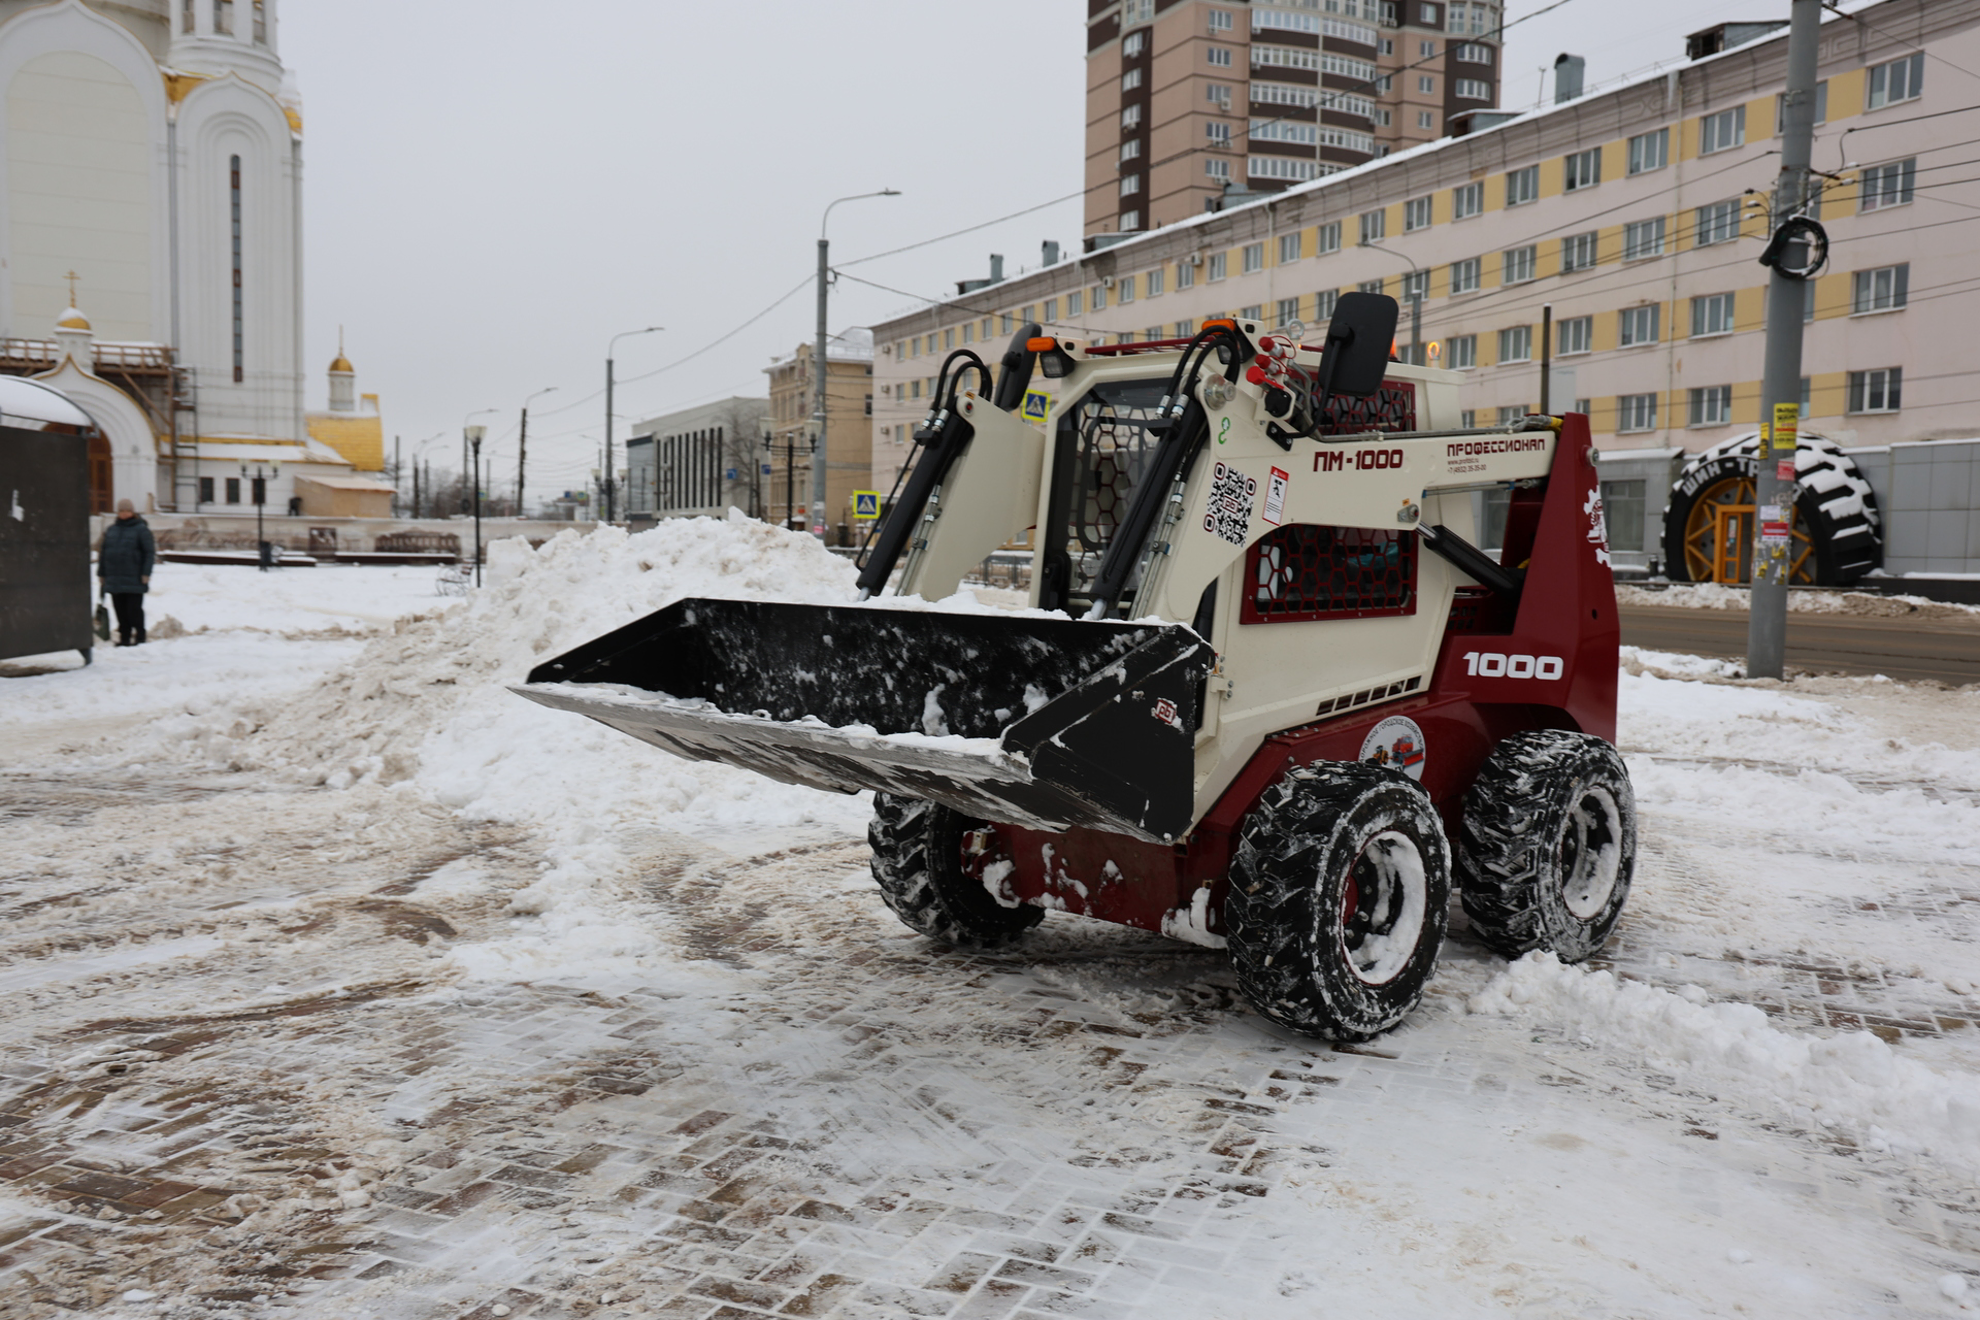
xmin=98 ymin=500 xmax=156 ymax=646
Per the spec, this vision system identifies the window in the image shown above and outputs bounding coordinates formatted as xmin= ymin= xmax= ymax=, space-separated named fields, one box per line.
xmin=1563 ymin=148 xmax=1601 ymax=192
xmin=1619 ymin=304 xmax=1659 ymax=346
xmin=1455 ymin=79 xmax=1491 ymax=101
xmin=229 ymin=154 xmax=243 ymax=382
xmin=1206 ymin=82 xmax=1234 ymax=109
xmin=1043 ymin=298 xmax=1058 ymax=324
xmin=1688 ymin=386 xmax=1733 ymax=427
xmin=1359 ymin=209 xmax=1386 ymax=243
xmin=1120 ymin=139 xmax=1141 ymax=162
xmin=1146 ymin=268 xmax=1164 ymax=297
xmin=1601 ymin=480 xmax=1646 ymax=551
xmin=1623 ymin=217 xmax=1665 ymax=260
xmin=1420 ymin=3 xmax=1437 ymax=21
xmin=1208 ymin=7 xmax=1233 ymax=32
xmin=1449 ymin=257 xmax=1481 ymax=294
xmin=1561 ymin=231 xmax=1598 ymax=272
xmin=1852 ymin=263 xmax=1908 ymax=314
xmin=1617 ymin=393 xmax=1658 ymax=432
xmin=1460 ymin=409 xmax=1477 ymax=428
xmin=1144 ymin=326 xmax=1163 ymax=342
xmin=1121 ymin=105 xmax=1142 ymax=129
xmin=1498 ymin=325 xmax=1531 ymax=362
xmin=1866 ymin=52 xmax=1924 ymax=110
xmin=1497 ymin=405 xmax=1530 ymax=425
xmin=1276 ymin=297 xmax=1301 ymax=328
xmin=1207 ymin=45 xmax=1233 ymax=67
xmin=1557 ymin=315 xmax=1592 ymax=355
xmin=1699 ymin=105 xmax=1745 ymax=154
xmin=215 ymin=0 xmax=232 ymax=34
xmin=1502 ymin=245 xmax=1536 ymax=284
xmin=1694 ymin=198 xmax=1740 ymax=247
xmin=225 ymin=476 xmax=241 ymax=504
xmin=1627 ymin=128 xmax=1669 ymax=175
xmin=1775 ymin=81 xmax=1828 ymax=132
xmin=198 ymin=475 xmax=214 ymax=503
xmin=1452 ymin=181 xmax=1483 ymax=219
xmin=1206 ymin=157 xmax=1231 ymax=180
xmin=1118 ymin=275 xmax=1136 ymax=304
xmin=1250 ymin=118 xmax=1320 ymax=145
xmin=1174 ymin=320 xmax=1195 ymax=337
xmin=1248 ymin=156 xmax=1324 ymax=182
xmin=1121 ymin=68 xmax=1143 ymax=92
xmin=1176 ymin=262 xmax=1194 ymax=291
xmin=1123 ymin=30 xmax=1147 ymax=57
xmin=252 ymin=0 xmax=266 ymax=43
xmin=1401 ymin=270 xmax=1430 ymax=302
xmin=963 ymin=322 xmax=974 ymax=343
xmin=1317 ymin=221 xmax=1342 ymax=254
xmin=1860 ymin=158 xmax=1915 ymax=211
xmin=1457 ymin=42 xmax=1491 ymax=63
xmin=1067 ymin=291 xmax=1083 ymax=316
xmin=944 ymin=328 xmax=955 ymax=350
xmin=1208 ymin=252 xmax=1227 ymax=282
xmin=1279 ymin=232 xmax=1302 ymax=264
xmin=182 ymin=0 xmax=194 ymax=32
xmin=1314 ymin=289 xmax=1339 ymax=321
xmin=1120 ymin=208 xmax=1140 ymax=230
xmin=1240 ymin=305 xmax=1263 ymax=322
xmin=1418 ymin=110 xmax=1435 ymax=130
xmin=1404 ymin=196 xmax=1433 ymax=231
xmin=1420 ymin=40 xmax=1436 ymax=57
xmin=1848 ymin=368 xmax=1902 ymax=412
xmin=1446 ymin=335 xmax=1477 ymax=369
xmin=1242 ymin=242 xmax=1265 ymax=274
xmin=1091 ymin=284 xmax=1106 ymax=310
xmin=1358 ymin=278 xmax=1385 ymax=295
xmin=1505 ymin=165 xmax=1538 ymax=206
xmin=1123 ymin=0 xmax=1154 ymax=21
xmin=982 ymin=317 xmax=994 ymax=338
xmin=1119 ymin=175 xmax=1141 ymax=197
xmin=1418 ymin=75 xmax=1437 ymax=94
xmin=1691 ymin=292 xmax=1736 ymax=337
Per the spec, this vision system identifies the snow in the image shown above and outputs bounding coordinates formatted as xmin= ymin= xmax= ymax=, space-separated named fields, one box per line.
xmin=5 ymin=517 xmax=1980 ymax=1317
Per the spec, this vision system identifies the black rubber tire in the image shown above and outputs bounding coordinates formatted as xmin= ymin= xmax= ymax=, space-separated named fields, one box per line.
xmin=1662 ymin=433 xmax=1882 ymax=584
xmin=1457 ymin=730 xmax=1637 ymax=963
xmin=1226 ymin=763 xmax=1451 ymax=1041
xmin=868 ymin=793 xmax=1043 ymax=949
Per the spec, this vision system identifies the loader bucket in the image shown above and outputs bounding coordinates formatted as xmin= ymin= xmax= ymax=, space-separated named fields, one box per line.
xmin=511 ymin=599 xmax=1216 ymax=844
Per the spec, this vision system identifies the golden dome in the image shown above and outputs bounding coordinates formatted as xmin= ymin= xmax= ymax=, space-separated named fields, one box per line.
xmin=329 ymin=353 xmax=354 ymax=373
xmin=56 ymin=305 xmax=91 ymax=332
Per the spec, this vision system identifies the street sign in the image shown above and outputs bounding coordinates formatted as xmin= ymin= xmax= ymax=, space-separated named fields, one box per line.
xmin=725 ymin=468 xmax=738 ymax=481
xmin=852 ymin=490 xmax=882 ymax=520
xmin=1020 ymin=389 xmax=1052 ymax=427
xmin=761 ymin=463 xmax=773 ymax=475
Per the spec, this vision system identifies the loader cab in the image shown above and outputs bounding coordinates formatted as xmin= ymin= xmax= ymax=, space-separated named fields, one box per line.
xmin=1036 ymin=373 xmax=1173 ymax=617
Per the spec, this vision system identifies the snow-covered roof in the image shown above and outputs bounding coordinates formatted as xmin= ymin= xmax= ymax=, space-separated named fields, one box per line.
xmin=0 ymin=375 xmax=96 ymax=430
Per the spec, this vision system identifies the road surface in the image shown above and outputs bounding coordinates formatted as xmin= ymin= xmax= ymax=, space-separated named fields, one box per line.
xmin=1619 ymin=602 xmax=1980 ymax=683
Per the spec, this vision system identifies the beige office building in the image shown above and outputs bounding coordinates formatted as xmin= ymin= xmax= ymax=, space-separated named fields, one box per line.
xmin=882 ymin=0 xmax=1980 ymax=577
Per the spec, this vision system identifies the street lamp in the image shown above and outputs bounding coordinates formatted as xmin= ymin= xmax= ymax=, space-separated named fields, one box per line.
xmin=240 ymin=460 xmax=278 ymax=570
xmin=1358 ymin=238 xmax=1424 ymax=365
xmin=461 ymin=407 xmax=497 ymax=516
xmin=813 ymin=188 xmax=901 ymax=539
xmin=410 ymin=431 xmax=445 ymax=518
xmin=516 ymin=385 xmax=557 ymax=520
xmin=605 ymin=327 xmax=664 ymax=524
xmin=467 ymin=424 xmax=487 ymax=587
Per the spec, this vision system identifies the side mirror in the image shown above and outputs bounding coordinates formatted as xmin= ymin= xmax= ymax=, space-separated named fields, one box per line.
xmin=1315 ymin=292 xmax=1399 ymax=399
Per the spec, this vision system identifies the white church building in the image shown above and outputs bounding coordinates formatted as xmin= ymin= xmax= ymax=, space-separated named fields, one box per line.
xmin=0 ymin=0 xmax=378 ymax=514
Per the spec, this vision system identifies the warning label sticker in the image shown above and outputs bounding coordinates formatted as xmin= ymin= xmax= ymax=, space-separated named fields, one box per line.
xmin=1262 ymin=466 xmax=1290 ymax=526
xmin=1204 ymin=462 xmax=1258 ymax=546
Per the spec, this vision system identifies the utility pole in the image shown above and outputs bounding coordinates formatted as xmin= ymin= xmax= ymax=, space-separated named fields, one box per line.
xmin=468 ymin=425 xmax=486 ymax=588
xmin=606 ymin=329 xmax=663 ymax=526
xmin=393 ymin=435 xmax=401 ymax=515
xmin=813 ymin=189 xmax=901 ymax=540
xmin=412 ymin=458 xmax=421 ymax=519
xmin=517 ymin=385 xmax=557 ymax=522
xmin=1539 ymin=304 xmax=1553 ymax=414
xmin=1749 ymin=0 xmax=1822 ymax=679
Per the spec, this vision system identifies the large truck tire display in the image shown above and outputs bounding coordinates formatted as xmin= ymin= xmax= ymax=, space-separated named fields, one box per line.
xmin=1662 ymin=433 xmax=1882 ymax=585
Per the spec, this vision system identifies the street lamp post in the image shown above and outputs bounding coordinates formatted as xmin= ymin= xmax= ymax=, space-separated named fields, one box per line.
xmin=1358 ymin=238 xmax=1423 ymax=365
xmin=516 ymin=386 xmax=557 ymax=520
xmin=409 ymin=431 xmax=444 ymax=519
xmin=460 ymin=408 xmax=496 ymax=517
xmin=813 ymin=188 xmax=901 ymax=540
xmin=467 ymin=424 xmax=487 ymax=587
xmin=241 ymin=461 xmax=277 ymax=570
xmin=605 ymin=327 xmax=664 ymax=525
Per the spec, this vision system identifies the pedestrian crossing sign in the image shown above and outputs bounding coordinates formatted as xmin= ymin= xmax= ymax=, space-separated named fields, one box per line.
xmin=852 ymin=490 xmax=882 ymax=520
xmin=1020 ymin=389 xmax=1052 ymax=427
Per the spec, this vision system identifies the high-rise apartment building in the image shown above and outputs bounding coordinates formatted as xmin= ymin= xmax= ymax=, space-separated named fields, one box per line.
xmin=1085 ymin=1 xmax=1501 ymax=239
xmin=1371 ymin=2 xmax=1503 ymax=154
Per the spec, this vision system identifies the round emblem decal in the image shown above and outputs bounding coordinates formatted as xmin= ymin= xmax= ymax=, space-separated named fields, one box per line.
xmin=1360 ymin=715 xmax=1427 ymax=781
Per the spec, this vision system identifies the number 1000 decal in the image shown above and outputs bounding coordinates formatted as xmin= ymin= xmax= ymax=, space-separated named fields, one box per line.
xmin=1462 ymin=651 xmax=1564 ymax=680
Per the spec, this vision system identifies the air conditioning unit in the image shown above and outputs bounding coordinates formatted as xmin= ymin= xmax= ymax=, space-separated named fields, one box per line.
xmin=1186 ymin=253 xmax=1204 ymax=267
xmin=1101 ymin=275 xmax=1116 ymax=288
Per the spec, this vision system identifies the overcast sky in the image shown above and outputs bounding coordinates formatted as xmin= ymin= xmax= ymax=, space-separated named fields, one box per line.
xmin=279 ymin=0 xmax=1779 ymax=500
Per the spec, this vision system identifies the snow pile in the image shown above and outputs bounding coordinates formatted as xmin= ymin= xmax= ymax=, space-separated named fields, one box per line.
xmin=1617 ymin=582 xmax=1980 ymax=619
xmin=1472 ymin=953 xmax=1980 ymax=1175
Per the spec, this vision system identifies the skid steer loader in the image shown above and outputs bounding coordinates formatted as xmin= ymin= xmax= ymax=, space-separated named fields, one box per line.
xmin=515 ymin=295 xmax=1636 ymax=1040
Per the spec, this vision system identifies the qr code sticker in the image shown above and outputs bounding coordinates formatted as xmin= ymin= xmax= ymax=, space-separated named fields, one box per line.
xmin=1204 ymin=461 xmax=1258 ymax=546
